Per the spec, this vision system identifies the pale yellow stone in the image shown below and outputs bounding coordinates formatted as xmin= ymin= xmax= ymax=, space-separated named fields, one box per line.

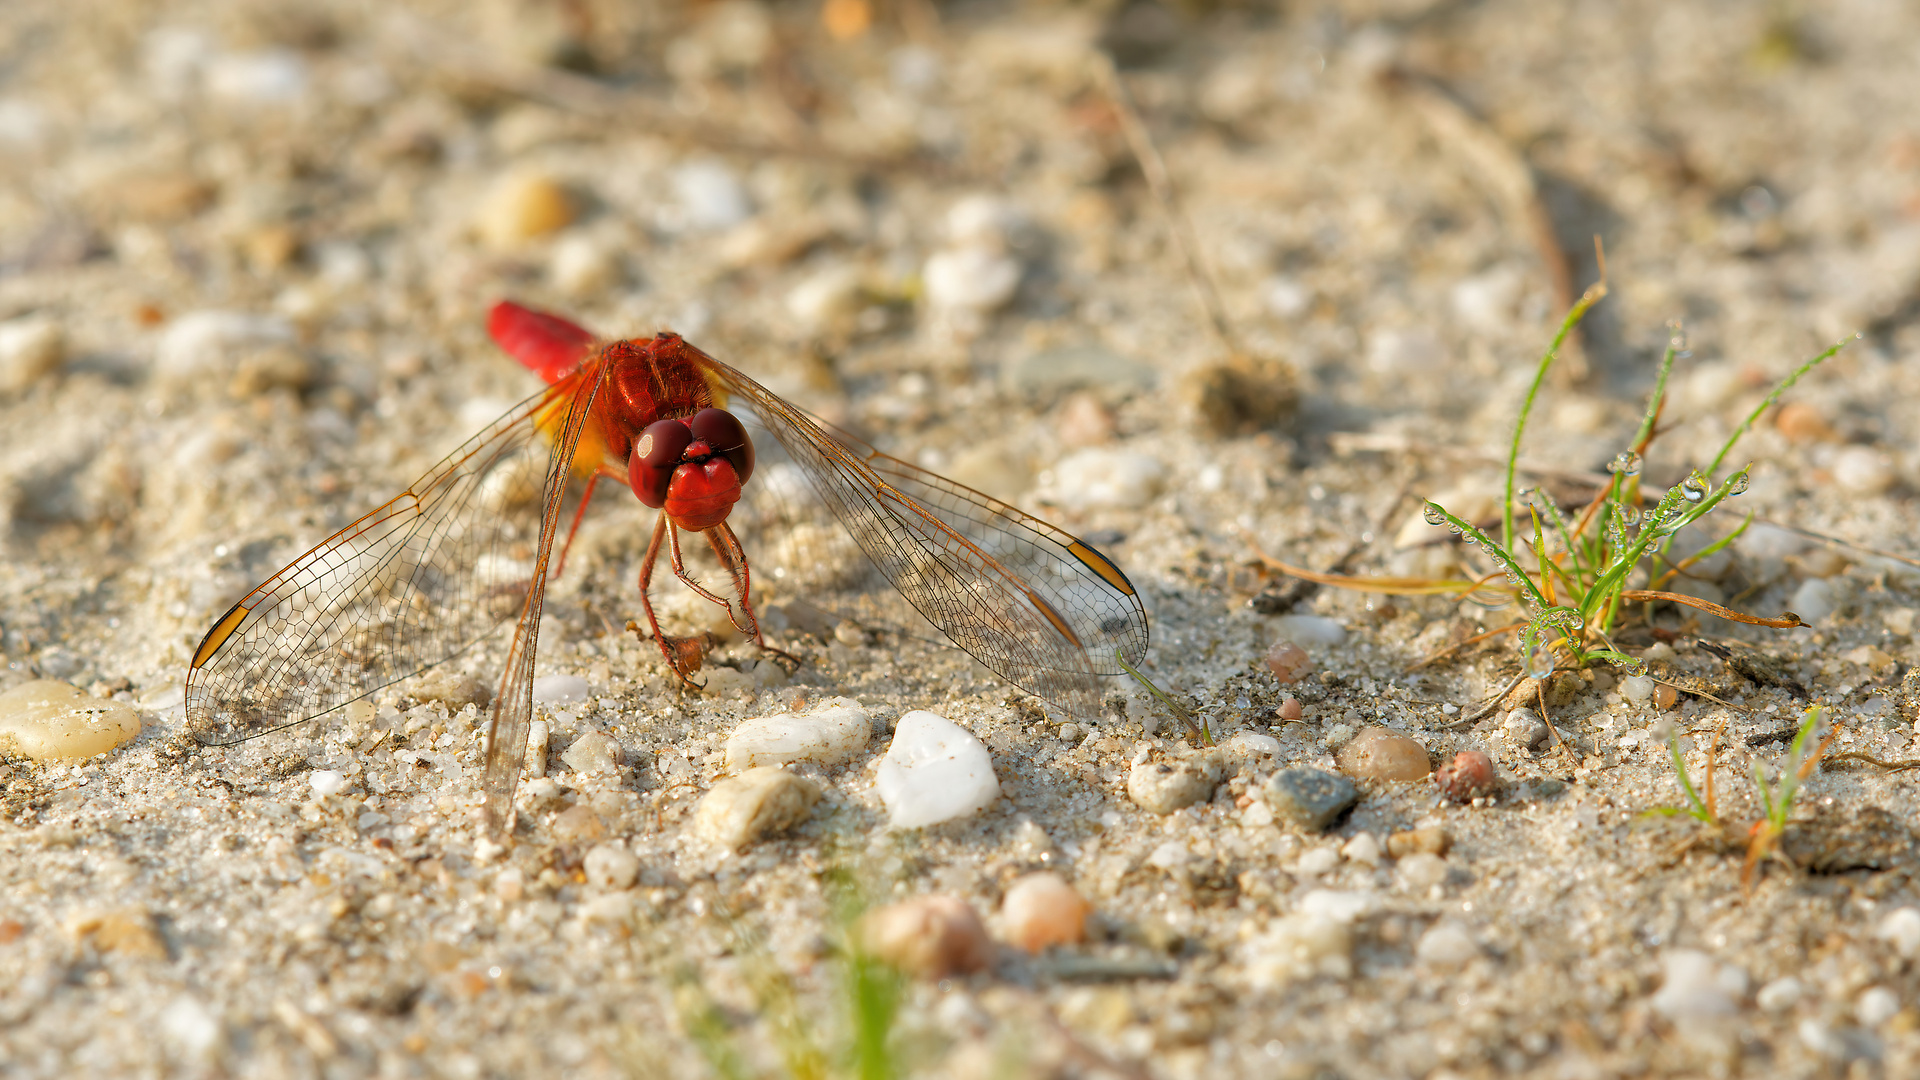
xmin=0 ymin=680 xmax=141 ymax=761
xmin=694 ymin=766 xmax=821 ymax=849
xmin=476 ymin=173 xmax=575 ymax=249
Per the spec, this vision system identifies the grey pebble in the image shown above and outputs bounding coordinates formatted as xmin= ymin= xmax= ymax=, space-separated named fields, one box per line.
xmin=1263 ymin=767 xmax=1359 ymax=831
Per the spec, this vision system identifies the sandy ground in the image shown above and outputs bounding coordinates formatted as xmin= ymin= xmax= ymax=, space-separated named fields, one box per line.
xmin=5 ymin=1 xmax=1920 ymax=1077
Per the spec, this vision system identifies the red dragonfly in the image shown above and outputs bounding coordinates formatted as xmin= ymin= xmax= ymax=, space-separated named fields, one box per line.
xmin=186 ymin=301 xmax=1149 ymax=836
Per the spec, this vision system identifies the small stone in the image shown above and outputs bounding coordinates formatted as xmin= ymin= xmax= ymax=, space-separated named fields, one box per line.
xmin=410 ymin=669 xmax=491 ymax=710
xmin=860 ymin=895 xmax=993 ymax=979
xmin=925 ymin=246 xmax=1022 ymax=320
xmin=560 ymin=731 xmax=621 ymax=775
xmin=0 ymin=680 xmax=141 ymax=761
xmin=694 ymin=766 xmax=822 ymax=849
xmin=1395 ymin=853 xmax=1448 ymax=892
xmin=1790 ymin=577 xmax=1837 ymax=625
xmin=1415 ymin=921 xmax=1480 ymax=968
xmin=1335 ymin=726 xmax=1431 ymax=781
xmin=1225 ymin=731 xmax=1281 ymax=761
xmin=1875 ymin=908 xmax=1920 ymax=958
xmin=1433 ymin=750 xmax=1497 ymax=802
xmin=1183 ymin=352 xmax=1299 ymax=436
xmin=549 ymin=233 xmax=622 ymax=297
xmin=205 ymin=49 xmax=309 ymax=104
xmin=1267 ymin=615 xmax=1346 ymax=647
xmin=581 ymin=893 xmax=638 ymax=927
xmin=524 ymin=720 xmax=549 ymax=778
xmin=1264 ymin=641 xmax=1314 ymax=683
xmin=1263 ymin=768 xmax=1359 ymax=832
xmin=1053 ymin=392 xmax=1116 ymax=447
xmin=476 ymin=173 xmax=575 ymax=249
xmin=308 ymin=770 xmax=346 ymax=797
xmin=1775 ymin=401 xmax=1837 ymax=442
xmin=1654 ymin=682 xmax=1679 ymax=709
xmin=532 ymin=674 xmax=589 ymax=705
xmin=1041 ymin=448 xmax=1165 ymax=511
xmin=1620 ymin=674 xmax=1655 ymax=705
xmin=1293 ymin=846 xmax=1340 ymax=876
xmin=1126 ymin=751 xmax=1223 ymax=814
xmin=1386 ymin=826 xmax=1450 ymax=858
xmin=0 ymin=315 xmax=66 ymax=392
xmin=1001 ymin=872 xmax=1090 ymax=952
xmin=672 ymin=160 xmax=753 ymax=230
xmin=1858 ymin=987 xmax=1901 ymax=1027
xmin=160 ymin=995 xmax=224 ymax=1062
xmin=550 ymin=803 xmax=607 ymax=844
xmin=723 ymin=698 xmax=870 ymax=771
xmin=1757 ymin=976 xmax=1804 ymax=1012
xmin=1341 ymin=832 xmax=1382 ymax=866
xmin=1834 ymin=446 xmax=1896 ymax=495
xmin=1278 ymin=697 xmax=1303 ymax=721
xmin=875 ymin=711 xmax=1001 ymax=828
xmin=155 ymin=310 xmax=295 ymax=385
xmin=68 ymin=907 xmax=167 ymax=959
xmin=1244 ymin=914 xmax=1351 ymax=987
xmin=583 ymin=843 xmax=641 ymax=890
xmin=785 ymin=263 xmax=867 ymax=334
xmin=1652 ymin=951 xmax=1745 ymax=1034
xmin=1503 ymin=708 xmax=1549 ymax=750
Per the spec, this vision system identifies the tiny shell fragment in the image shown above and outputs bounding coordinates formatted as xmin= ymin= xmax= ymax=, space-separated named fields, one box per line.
xmin=0 ymin=680 xmax=141 ymax=761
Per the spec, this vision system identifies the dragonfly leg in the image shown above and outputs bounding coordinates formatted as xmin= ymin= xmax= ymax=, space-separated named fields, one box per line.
xmin=636 ymin=513 xmax=709 ymax=689
xmin=549 ymin=474 xmax=602 ymax=582
xmin=705 ymin=524 xmax=801 ymax=674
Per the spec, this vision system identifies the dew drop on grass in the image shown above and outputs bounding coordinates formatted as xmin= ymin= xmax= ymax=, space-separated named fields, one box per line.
xmin=1618 ymin=505 xmax=1641 ymax=526
xmin=1607 ymin=451 xmax=1644 ymax=477
xmin=1525 ymin=644 xmax=1555 ymax=679
xmin=1727 ymin=473 xmax=1751 ymax=496
xmin=1423 ymin=503 xmax=1446 ymax=526
xmin=1681 ymin=474 xmax=1708 ymax=503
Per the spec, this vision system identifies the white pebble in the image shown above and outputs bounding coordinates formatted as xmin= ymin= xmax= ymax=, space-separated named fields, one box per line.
xmin=694 ymin=767 xmax=822 ymax=849
xmin=560 ymin=731 xmax=621 ymax=775
xmin=1395 ymin=853 xmax=1448 ymax=892
xmin=524 ymin=719 xmax=549 ymax=778
xmin=1415 ymin=921 xmax=1480 ymax=968
xmin=532 ymin=674 xmax=590 ymax=705
xmin=1293 ymin=846 xmax=1340 ymax=876
xmin=1267 ymin=615 xmax=1346 ymax=648
xmin=155 ymin=310 xmax=294 ymax=385
xmin=1650 ymin=949 xmax=1738 ymax=1021
xmin=875 ymin=711 xmax=1000 ymax=828
xmin=549 ymin=233 xmax=621 ymax=296
xmin=1876 ymin=907 xmax=1920 ymax=958
xmin=1244 ymin=914 xmax=1351 ymax=987
xmin=583 ymin=843 xmax=641 ymax=890
xmin=1297 ymin=889 xmax=1379 ymax=924
xmin=1788 ymin=577 xmax=1837 ymax=626
xmin=160 ymin=995 xmax=224 ymax=1062
xmin=1756 ymin=975 xmax=1804 ymax=1012
xmin=1226 ymin=731 xmax=1282 ymax=761
xmin=785 ymin=263 xmax=866 ymax=332
xmin=672 ymin=160 xmax=753 ymax=230
xmin=1041 ymin=448 xmax=1166 ymax=510
xmin=0 ymin=315 xmax=65 ymax=392
xmin=945 ymin=195 xmax=1023 ymax=248
xmin=1619 ymin=674 xmax=1655 ymax=706
xmin=724 ymin=698 xmax=871 ymax=770
xmin=1146 ymin=840 xmax=1190 ymax=870
xmin=1833 ymin=446 xmax=1895 ymax=495
xmin=308 ymin=770 xmax=345 ymax=797
xmin=924 ymin=247 xmax=1022 ymax=316
xmin=1857 ymin=986 xmax=1900 ymax=1027
xmin=1340 ymin=832 xmax=1382 ymax=866
xmin=205 ymin=50 xmax=308 ymax=103
xmin=0 ymin=681 xmax=141 ymax=762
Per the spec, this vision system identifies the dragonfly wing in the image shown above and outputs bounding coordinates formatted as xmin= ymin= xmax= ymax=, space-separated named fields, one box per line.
xmin=708 ymin=359 xmax=1150 ymax=722
xmin=183 ymin=374 xmax=584 ymax=746
xmin=480 ymin=359 xmax=609 ymax=835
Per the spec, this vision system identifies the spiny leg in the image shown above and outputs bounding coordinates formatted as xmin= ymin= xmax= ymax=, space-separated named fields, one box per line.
xmin=705 ymin=523 xmax=800 ymax=674
xmin=635 ymin=513 xmax=709 ymax=688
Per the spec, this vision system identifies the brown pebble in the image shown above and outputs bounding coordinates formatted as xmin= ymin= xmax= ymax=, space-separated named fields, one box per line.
xmin=1433 ymin=750 xmax=1497 ymax=802
xmin=1001 ymin=872 xmax=1091 ymax=952
xmin=1387 ymin=827 xmax=1451 ymax=858
xmin=1265 ymin=641 xmax=1314 ymax=684
xmin=861 ymin=895 xmax=993 ymax=979
xmin=476 ymin=173 xmax=575 ymax=249
xmin=0 ymin=918 xmax=24 ymax=943
xmin=1278 ymin=697 xmax=1303 ymax=721
xmin=1335 ymin=726 xmax=1431 ymax=781
xmin=242 ymin=224 xmax=300 ymax=272
xmin=68 ymin=908 xmax=167 ymax=959
xmin=1653 ymin=682 xmax=1679 ymax=710
xmin=1182 ymin=351 xmax=1299 ymax=436
xmin=1775 ymin=401 xmax=1836 ymax=443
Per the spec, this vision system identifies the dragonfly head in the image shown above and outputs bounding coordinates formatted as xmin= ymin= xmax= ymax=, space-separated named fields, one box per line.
xmin=628 ymin=407 xmax=755 ymax=530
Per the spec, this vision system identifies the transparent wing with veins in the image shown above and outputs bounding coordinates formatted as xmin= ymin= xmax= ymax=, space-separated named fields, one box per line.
xmin=705 ymin=355 xmax=1150 ymax=723
xmin=182 ymin=369 xmax=593 ymax=759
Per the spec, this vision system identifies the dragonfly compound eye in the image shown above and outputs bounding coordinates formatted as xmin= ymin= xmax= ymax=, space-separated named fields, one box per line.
xmin=690 ymin=407 xmax=754 ymax=484
xmin=629 ymin=418 xmax=695 ymax=508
